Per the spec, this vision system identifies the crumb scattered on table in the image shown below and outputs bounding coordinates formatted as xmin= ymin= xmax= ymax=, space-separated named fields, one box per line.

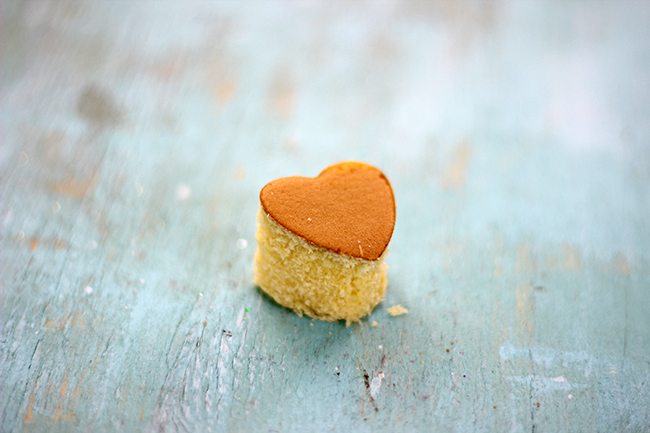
xmin=387 ymin=304 xmax=409 ymax=317
xmin=370 ymin=320 xmax=379 ymax=327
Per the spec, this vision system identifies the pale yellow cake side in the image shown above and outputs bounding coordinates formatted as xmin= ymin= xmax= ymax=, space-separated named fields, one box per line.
xmin=254 ymin=210 xmax=387 ymax=323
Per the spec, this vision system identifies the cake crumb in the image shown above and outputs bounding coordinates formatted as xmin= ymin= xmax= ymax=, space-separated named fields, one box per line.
xmin=387 ymin=304 xmax=409 ymax=317
xmin=370 ymin=320 xmax=379 ymax=327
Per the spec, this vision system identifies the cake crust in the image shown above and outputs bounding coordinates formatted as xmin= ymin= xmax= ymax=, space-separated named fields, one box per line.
xmin=259 ymin=161 xmax=395 ymax=260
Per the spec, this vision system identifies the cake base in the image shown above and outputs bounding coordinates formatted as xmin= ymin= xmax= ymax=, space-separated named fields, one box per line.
xmin=254 ymin=210 xmax=387 ymax=323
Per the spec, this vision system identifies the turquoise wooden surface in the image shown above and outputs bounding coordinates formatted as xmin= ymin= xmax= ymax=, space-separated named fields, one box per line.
xmin=1 ymin=1 xmax=650 ymax=432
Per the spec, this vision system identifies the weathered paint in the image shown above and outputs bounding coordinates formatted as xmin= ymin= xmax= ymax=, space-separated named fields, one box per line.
xmin=1 ymin=1 xmax=649 ymax=432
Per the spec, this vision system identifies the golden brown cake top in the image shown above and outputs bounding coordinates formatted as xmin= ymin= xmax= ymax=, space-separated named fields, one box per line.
xmin=260 ymin=161 xmax=396 ymax=260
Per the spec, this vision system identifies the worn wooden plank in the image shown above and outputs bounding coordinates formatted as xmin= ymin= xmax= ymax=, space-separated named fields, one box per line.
xmin=1 ymin=1 xmax=649 ymax=432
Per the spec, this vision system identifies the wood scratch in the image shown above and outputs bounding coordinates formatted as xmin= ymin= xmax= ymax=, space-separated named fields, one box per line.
xmin=51 ymin=372 xmax=77 ymax=422
xmin=441 ymin=140 xmax=472 ymax=189
xmin=493 ymin=258 xmax=503 ymax=277
xmin=23 ymin=389 xmax=36 ymax=424
xmin=59 ymin=373 xmax=69 ymax=398
xmin=268 ymin=69 xmax=295 ymax=118
xmin=516 ymin=283 xmax=535 ymax=340
xmin=528 ymin=370 xmax=536 ymax=433
xmin=215 ymin=79 xmax=237 ymax=105
xmin=82 ymin=199 xmax=113 ymax=239
xmin=45 ymin=312 xmax=86 ymax=331
xmin=71 ymin=371 xmax=84 ymax=401
xmin=152 ymin=57 xmax=184 ymax=82
xmin=614 ymin=253 xmax=632 ymax=276
xmin=22 ymin=237 xmax=69 ymax=252
xmin=232 ymin=166 xmax=246 ymax=180
xmin=49 ymin=177 xmax=96 ymax=200
xmin=612 ymin=254 xmax=631 ymax=368
xmin=362 ymin=370 xmax=379 ymax=412
xmin=27 ymin=338 xmax=42 ymax=370
xmin=622 ymin=281 xmax=629 ymax=369
xmin=516 ymin=244 xmax=535 ymax=274
xmin=562 ymin=243 xmax=582 ymax=270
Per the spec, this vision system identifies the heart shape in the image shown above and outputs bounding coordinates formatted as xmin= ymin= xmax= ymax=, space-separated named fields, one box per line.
xmin=260 ymin=162 xmax=396 ymax=260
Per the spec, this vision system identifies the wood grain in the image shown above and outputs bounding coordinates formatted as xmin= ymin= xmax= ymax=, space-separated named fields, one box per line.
xmin=1 ymin=1 xmax=649 ymax=432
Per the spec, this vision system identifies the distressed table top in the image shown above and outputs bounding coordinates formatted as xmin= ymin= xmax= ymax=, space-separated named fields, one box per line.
xmin=1 ymin=2 xmax=649 ymax=432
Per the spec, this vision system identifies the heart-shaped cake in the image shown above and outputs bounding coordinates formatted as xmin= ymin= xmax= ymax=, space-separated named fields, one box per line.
xmin=254 ymin=162 xmax=396 ymax=323
xmin=260 ymin=161 xmax=395 ymax=260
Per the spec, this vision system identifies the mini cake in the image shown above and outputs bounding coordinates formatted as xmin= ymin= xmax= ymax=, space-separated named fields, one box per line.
xmin=254 ymin=161 xmax=396 ymax=323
